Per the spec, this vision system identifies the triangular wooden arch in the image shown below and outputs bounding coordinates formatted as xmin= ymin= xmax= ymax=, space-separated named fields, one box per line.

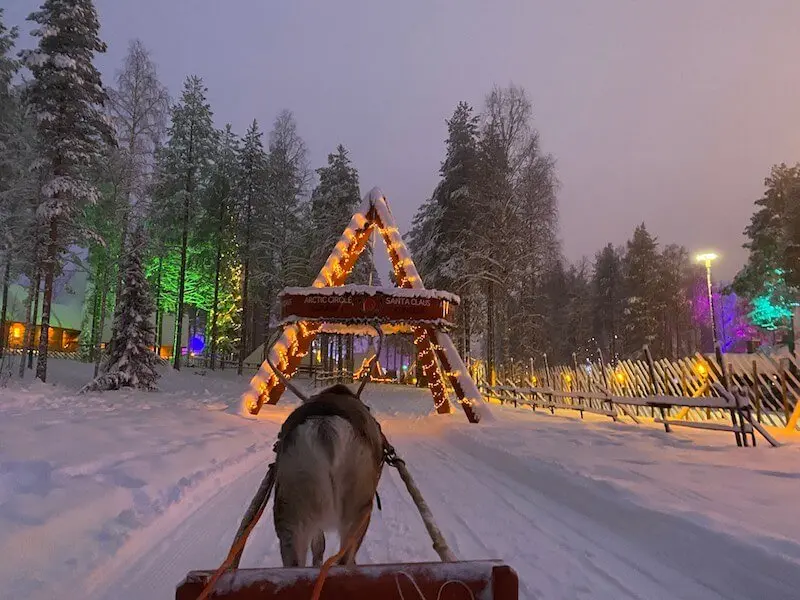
xmin=242 ymin=187 xmax=491 ymax=423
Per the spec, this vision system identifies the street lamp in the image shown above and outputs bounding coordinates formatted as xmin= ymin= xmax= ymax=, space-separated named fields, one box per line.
xmin=695 ymin=252 xmax=719 ymax=351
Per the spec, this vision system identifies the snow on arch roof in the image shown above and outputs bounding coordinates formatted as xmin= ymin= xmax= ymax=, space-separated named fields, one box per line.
xmin=278 ymin=284 xmax=460 ymax=305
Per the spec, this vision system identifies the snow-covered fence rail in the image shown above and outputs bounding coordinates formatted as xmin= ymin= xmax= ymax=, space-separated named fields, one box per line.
xmin=479 ymin=382 xmax=779 ymax=447
xmin=474 ymin=349 xmax=800 ymax=431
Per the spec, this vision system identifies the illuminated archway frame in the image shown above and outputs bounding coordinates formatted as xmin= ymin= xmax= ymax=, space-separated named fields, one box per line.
xmin=242 ymin=187 xmax=492 ymax=424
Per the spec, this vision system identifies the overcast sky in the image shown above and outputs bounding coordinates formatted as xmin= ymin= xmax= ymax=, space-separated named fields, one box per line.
xmin=7 ymin=0 xmax=800 ymax=281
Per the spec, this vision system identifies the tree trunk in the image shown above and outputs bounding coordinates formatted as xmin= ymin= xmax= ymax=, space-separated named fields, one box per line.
xmin=348 ymin=336 xmax=355 ymax=382
xmin=88 ymin=271 xmax=102 ymax=363
xmin=173 ymin=118 xmax=195 ymax=371
xmin=337 ymin=334 xmax=344 ymax=382
xmin=464 ymin=296 xmax=472 ymax=364
xmin=153 ymin=256 xmax=163 ymax=355
xmin=36 ymin=219 xmax=59 ymax=382
xmin=94 ymin=267 xmax=110 ymax=378
xmin=0 ymin=255 xmax=11 ymax=359
xmin=19 ymin=267 xmax=38 ymax=378
xmin=238 ymin=256 xmax=250 ymax=376
xmin=173 ymin=182 xmax=192 ymax=371
xmin=114 ymin=206 xmax=129 ymax=315
xmin=260 ymin=281 xmax=274 ymax=363
xmin=26 ymin=269 xmax=41 ymax=372
xmin=157 ymin=301 xmax=165 ymax=361
xmin=487 ymin=281 xmax=496 ymax=385
xmin=210 ymin=202 xmax=225 ymax=370
xmin=238 ymin=199 xmax=252 ymax=376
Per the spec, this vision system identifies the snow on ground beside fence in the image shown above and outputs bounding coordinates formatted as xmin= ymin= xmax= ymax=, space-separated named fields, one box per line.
xmin=1 ymin=360 xmax=799 ymax=599
xmin=414 ymin=405 xmax=800 ymax=566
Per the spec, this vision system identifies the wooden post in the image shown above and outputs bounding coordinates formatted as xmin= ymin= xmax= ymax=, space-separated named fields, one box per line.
xmin=715 ymin=344 xmax=742 ymax=447
xmin=644 ymin=345 xmax=670 ymax=432
xmin=543 ymin=353 xmax=550 ymax=389
xmin=781 ymin=358 xmax=790 ymax=425
xmin=752 ymin=359 xmax=761 ymax=424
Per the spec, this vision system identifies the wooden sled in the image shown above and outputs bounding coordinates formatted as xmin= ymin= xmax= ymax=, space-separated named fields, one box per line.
xmin=177 ymin=560 xmax=519 ymax=599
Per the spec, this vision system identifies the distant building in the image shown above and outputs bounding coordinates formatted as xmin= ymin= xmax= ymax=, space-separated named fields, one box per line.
xmin=1 ymin=264 xmax=188 ymax=356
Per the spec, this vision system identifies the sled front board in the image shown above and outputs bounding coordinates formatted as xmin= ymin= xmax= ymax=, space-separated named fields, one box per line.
xmin=176 ymin=560 xmax=518 ymax=600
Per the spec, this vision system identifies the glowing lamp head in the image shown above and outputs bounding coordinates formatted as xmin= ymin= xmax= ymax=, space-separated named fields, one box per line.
xmin=696 ymin=362 xmax=708 ymax=377
xmin=695 ymin=252 xmax=719 ymax=264
xmin=615 ymin=371 xmax=626 ymax=384
xmin=564 ymin=373 xmax=572 ymax=384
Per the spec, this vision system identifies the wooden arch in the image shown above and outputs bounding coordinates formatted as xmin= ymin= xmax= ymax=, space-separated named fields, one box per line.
xmin=241 ymin=188 xmax=489 ymax=423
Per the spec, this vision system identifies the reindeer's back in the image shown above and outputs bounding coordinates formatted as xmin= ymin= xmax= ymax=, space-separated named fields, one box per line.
xmin=273 ymin=386 xmax=384 ymax=534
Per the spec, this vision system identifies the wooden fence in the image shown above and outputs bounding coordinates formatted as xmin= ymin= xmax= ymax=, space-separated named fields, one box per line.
xmin=471 ymin=349 xmax=800 ymax=432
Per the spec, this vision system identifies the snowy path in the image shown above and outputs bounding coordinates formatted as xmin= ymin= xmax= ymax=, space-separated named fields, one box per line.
xmin=3 ymin=363 xmax=800 ymax=600
xmin=77 ymin=425 xmax=800 ymax=600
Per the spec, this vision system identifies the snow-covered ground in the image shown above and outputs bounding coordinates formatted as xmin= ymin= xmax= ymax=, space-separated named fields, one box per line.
xmin=1 ymin=359 xmax=799 ymax=600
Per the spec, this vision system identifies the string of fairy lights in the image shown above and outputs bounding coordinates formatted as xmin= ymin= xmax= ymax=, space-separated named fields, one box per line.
xmin=246 ymin=196 xmax=482 ymax=418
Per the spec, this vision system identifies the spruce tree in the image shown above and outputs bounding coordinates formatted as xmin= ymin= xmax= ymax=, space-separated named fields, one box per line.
xmin=204 ymin=124 xmax=239 ymax=369
xmin=409 ymin=102 xmax=479 ymax=291
xmin=592 ymin=244 xmax=625 ymax=361
xmin=622 ymin=224 xmax=662 ymax=356
xmin=155 ymin=75 xmax=217 ymax=370
xmin=234 ymin=119 xmax=269 ymax=375
xmin=81 ymin=227 xmax=160 ymax=392
xmin=0 ymin=10 xmax=24 ymax=362
xmin=309 ymin=144 xmax=374 ymax=282
xmin=266 ymin=110 xmax=309 ymax=291
xmin=20 ymin=0 xmax=115 ymax=382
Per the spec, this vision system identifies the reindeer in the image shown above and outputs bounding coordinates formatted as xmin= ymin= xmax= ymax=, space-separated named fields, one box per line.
xmin=268 ymin=331 xmax=386 ymax=568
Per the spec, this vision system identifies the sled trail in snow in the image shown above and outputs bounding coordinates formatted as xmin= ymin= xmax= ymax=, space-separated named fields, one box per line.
xmin=84 ymin=427 xmax=799 ymax=600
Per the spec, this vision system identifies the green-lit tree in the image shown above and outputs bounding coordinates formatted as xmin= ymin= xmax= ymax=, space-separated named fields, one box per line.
xmin=154 ymin=75 xmax=217 ymax=370
xmin=203 ymin=125 xmax=239 ymax=369
xmin=732 ymin=163 xmax=800 ymax=337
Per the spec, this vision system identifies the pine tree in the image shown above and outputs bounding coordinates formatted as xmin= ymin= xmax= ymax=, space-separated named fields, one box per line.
xmin=538 ymin=260 xmax=571 ymax=364
xmin=80 ymin=227 xmax=160 ymax=392
xmin=204 ymin=124 xmax=239 ymax=369
xmin=0 ymin=10 xmax=26 ymax=361
xmin=155 ymin=75 xmax=217 ymax=370
xmin=565 ymin=260 xmax=593 ymax=361
xmin=309 ymin=144 xmax=374 ymax=282
xmin=658 ymin=244 xmax=695 ymax=358
xmin=409 ymin=102 xmax=480 ymax=291
xmin=267 ymin=110 xmax=310 ymax=291
xmin=234 ymin=119 xmax=269 ymax=375
xmin=82 ymin=160 xmax=125 ymax=373
xmin=592 ymin=244 xmax=624 ymax=361
xmin=20 ymin=0 xmax=115 ymax=382
xmin=622 ymin=224 xmax=662 ymax=356
xmin=0 ymin=9 xmax=18 ymax=117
